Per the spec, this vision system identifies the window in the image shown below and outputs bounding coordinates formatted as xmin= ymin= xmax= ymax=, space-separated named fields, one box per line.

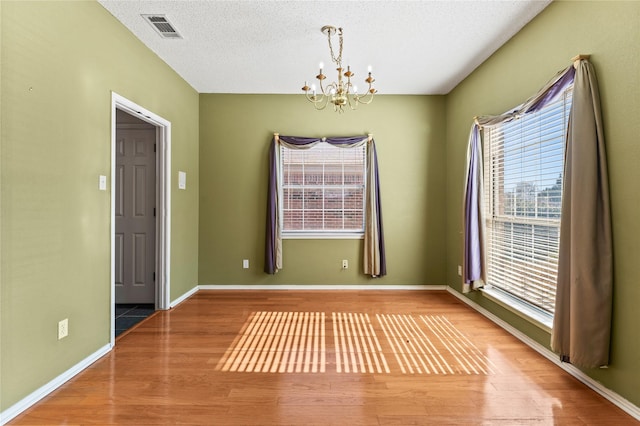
xmin=265 ymin=134 xmax=385 ymax=276
xmin=484 ymin=86 xmax=573 ymax=314
xmin=281 ymin=142 xmax=366 ymax=237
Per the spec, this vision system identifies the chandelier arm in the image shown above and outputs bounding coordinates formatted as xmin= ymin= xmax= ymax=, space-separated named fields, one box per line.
xmin=347 ymin=94 xmax=358 ymax=111
xmin=315 ymin=90 xmax=327 ymax=102
xmin=345 ymin=80 xmax=356 ymax=100
xmin=315 ymin=100 xmax=329 ymax=110
xmin=326 ymin=81 xmax=340 ymax=98
xmin=304 ymin=87 xmax=331 ymax=111
xmin=356 ymin=91 xmax=374 ymax=105
xmin=345 ymin=71 xmax=352 ymax=89
xmin=318 ymin=77 xmax=328 ymax=96
xmin=354 ymin=77 xmax=376 ymax=103
xmin=304 ymin=91 xmax=322 ymax=103
xmin=355 ymin=87 xmax=374 ymax=103
xmin=346 ymin=80 xmax=373 ymax=106
xmin=307 ymin=93 xmax=329 ymax=110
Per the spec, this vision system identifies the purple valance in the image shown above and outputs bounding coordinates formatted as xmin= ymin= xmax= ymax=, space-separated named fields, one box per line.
xmin=277 ymin=135 xmax=370 ymax=147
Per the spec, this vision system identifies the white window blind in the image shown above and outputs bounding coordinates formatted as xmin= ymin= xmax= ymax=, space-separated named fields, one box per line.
xmin=484 ymin=87 xmax=573 ymax=314
xmin=281 ymin=142 xmax=366 ymax=235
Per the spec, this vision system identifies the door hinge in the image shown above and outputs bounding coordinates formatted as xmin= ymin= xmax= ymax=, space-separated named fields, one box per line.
xmin=153 ymin=207 xmax=156 ymax=217
xmin=153 ymin=272 xmax=156 ymax=282
xmin=154 ymin=143 xmax=157 ymax=153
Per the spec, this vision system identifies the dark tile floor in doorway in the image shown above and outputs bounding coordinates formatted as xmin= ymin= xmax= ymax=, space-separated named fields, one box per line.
xmin=115 ymin=304 xmax=155 ymax=337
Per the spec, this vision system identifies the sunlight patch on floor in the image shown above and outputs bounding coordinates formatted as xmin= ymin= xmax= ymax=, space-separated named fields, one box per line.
xmin=378 ymin=314 xmax=496 ymax=374
xmin=332 ymin=312 xmax=390 ymax=373
xmin=216 ymin=311 xmax=326 ymax=373
xmin=216 ymin=311 xmax=494 ymax=375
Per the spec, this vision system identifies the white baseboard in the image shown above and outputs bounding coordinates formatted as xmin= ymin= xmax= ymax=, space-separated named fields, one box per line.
xmin=198 ymin=284 xmax=446 ymax=291
xmin=170 ymin=285 xmax=199 ymax=308
xmin=0 ymin=343 xmax=111 ymax=425
xmin=0 ymin=283 xmax=202 ymax=424
xmin=446 ymin=287 xmax=640 ymax=421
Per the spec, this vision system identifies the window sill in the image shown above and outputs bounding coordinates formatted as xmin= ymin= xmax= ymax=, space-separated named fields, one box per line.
xmin=480 ymin=286 xmax=553 ymax=333
xmin=283 ymin=232 xmax=364 ymax=240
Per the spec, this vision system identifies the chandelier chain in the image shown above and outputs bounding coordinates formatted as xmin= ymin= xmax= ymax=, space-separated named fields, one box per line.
xmin=327 ymin=28 xmax=343 ymax=65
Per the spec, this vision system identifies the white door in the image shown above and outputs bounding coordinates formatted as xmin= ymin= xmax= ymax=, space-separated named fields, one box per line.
xmin=115 ymin=127 xmax=156 ymax=304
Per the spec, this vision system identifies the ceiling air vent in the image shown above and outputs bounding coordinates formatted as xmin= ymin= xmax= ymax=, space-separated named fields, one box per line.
xmin=142 ymin=14 xmax=182 ymax=39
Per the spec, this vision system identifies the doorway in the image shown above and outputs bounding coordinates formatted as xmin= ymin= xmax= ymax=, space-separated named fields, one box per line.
xmin=115 ymin=111 xmax=156 ymax=304
xmin=115 ymin=110 xmax=156 ymax=335
xmin=110 ymin=93 xmax=171 ymax=345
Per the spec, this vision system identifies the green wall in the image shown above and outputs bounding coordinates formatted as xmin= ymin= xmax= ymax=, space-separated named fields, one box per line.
xmin=445 ymin=1 xmax=640 ymax=407
xmin=2 ymin=0 xmax=640 ymax=418
xmin=0 ymin=1 xmax=199 ymax=410
xmin=199 ymin=94 xmax=447 ymax=286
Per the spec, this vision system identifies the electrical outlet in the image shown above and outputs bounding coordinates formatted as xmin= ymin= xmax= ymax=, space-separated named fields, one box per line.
xmin=58 ymin=318 xmax=69 ymax=340
xmin=457 ymin=265 xmax=462 ymax=276
xmin=342 ymin=259 xmax=348 ymax=269
xmin=243 ymin=259 xmax=249 ymax=269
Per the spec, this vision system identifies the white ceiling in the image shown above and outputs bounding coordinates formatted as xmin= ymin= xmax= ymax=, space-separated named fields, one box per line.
xmin=98 ymin=0 xmax=551 ymax=95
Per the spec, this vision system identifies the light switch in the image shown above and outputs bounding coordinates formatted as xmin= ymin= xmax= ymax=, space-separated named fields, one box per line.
xmin=178 ymin=171 xmax=186 ymax=190
xmin=99 ymin=175 xmax=107 ymax=191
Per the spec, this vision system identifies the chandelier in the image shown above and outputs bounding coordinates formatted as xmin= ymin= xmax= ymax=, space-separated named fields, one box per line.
xmin=302 ymin=26 xmax=377 ymax=113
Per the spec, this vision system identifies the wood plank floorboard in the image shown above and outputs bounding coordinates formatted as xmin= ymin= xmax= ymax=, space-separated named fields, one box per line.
xmin=8 ymin=290 xmax=638 ymax=425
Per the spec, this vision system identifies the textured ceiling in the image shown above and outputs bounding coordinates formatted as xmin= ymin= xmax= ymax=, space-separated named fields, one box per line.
xmin=98 ymin=1 xmax=551 ymax=95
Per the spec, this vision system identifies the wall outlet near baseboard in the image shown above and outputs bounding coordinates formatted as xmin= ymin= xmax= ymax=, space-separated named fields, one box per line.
xmin=243 ymin=259 xmax=249 ymax=269
xmin=457 ymin=265 xmax=462 ymax=276
xmin=58 ymin=318 xmax=69 ymax=340
xmin=342 ymin=259 xmax=348 ymax=269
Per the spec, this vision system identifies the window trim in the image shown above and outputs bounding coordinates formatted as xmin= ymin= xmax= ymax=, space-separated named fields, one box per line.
xmin=280 ymin=141 xmax=367 ymax=239
xmin=481 ymin=286 xmax=553 ymax=332
xmin=282 ymin=232 xmax=365 ymax=240
xmin=481 ymin=84 xmax=573 ymax=320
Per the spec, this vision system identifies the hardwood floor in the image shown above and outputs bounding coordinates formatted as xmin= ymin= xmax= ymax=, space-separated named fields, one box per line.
xmin=9 ymin=290 xmax=638 ymax=425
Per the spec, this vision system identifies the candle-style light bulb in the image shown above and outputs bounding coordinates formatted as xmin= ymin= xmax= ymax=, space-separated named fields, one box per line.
xmin=367 ymin=65 xmax=373 ymax=73
xmin=319 ymin=62 xmax=324 ymax=72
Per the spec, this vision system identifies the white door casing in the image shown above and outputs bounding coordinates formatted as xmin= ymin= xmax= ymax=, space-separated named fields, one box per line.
xmin=111 ymin=92 xmax=171 ymax=346
xmin=115 ymin=126 xmax=156 ymax=304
